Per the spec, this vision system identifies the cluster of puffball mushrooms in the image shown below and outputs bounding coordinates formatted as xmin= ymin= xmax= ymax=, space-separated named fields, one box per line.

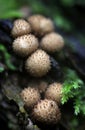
xmin=11 ymin=14 xmax=64 ymax=126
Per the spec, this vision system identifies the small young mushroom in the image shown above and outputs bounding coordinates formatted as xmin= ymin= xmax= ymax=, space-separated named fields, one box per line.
xmin=11 ymin=19 xmax=31 ymax=37
xmin=40 ymin=32 xmax=64 ymax=53
xmin=27 ymin=79 xmax=48 ymax=94
xmin=20 ymin=87 xmax=40 ymax=108
xmin=45 ymin=82 xmax=62 ymax=104
xmin=12 ymin=34 xmax=39 ymax=57
xmin=38 ymin=80 xmax=48 ymax=94
xmin=28 ymin=14 xmax=54 ymax=36
xmin=32 ymin=99 xmax=61 ymax=124
xmin=25 ymin=49 xmax=51 ymax=77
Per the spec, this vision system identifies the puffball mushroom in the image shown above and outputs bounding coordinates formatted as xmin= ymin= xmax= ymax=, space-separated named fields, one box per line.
xmin=25 ymin=49 xmax=51 ymax=77
xmin=40 ymin=32 xmax=64 ymax=53
xmin=32 ymin=99 xmax=61 ymax=124
xmin=27 ymin=79 xmax=48 ymax=94
xmin=28 ymin=14 xmax=54 ymax=36
xmin=38 ymin=80 xmax=48 ymax=94
xmin=20 ymin=87 xmax=40 ymax=108
xmin=11 ymin=19 xmax=31 ymax=37
xmin=12 ymin=34 xmax=39 ymax=57
xmin=45 ymin=83 xmax=62 ymax=104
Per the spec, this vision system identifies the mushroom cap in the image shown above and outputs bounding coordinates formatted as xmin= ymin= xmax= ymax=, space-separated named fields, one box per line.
xmin=32 ymin=99 xmax=61 ymax=124
xmin=28 ymin=15 xmax=45 ymax=33
xmin=40 ymin=32 xmax=64 ymax=52
xmin=39 ymin=18 xmax=54 ymax=35
xmin=38 ymin=80 xmax=48 ymax=94
xmin=12 ymin=34 xmax=39 ymax=57
xmin=28 ymin=15 xmax=54 ymax=36
xmin=20 ymin=87 xmax=40 ymax=108
xmin=25 ymin=49 xmax=51 ymax=77
xmin=11 ymin=19 xmax=31 ymax=37
xmin=45 ymin=83 xmax=62 ymax=104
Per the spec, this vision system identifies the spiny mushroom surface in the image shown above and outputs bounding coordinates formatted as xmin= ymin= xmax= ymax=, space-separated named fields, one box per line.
xmin=32 ymin=99 xmax=61 ymax=124
xmin=20 ymin=87 xmax=40 ymax=108
xmin=45 ymin=83 xmax=62 ymax=104
xmin=28 ymin=14 xmax=54 ymax=36
xmin=13 ymin=34 xmax=39 ymax=57
xmin=11 ymin=19 xmax=31 ymax=37
xmin=40 ymin=32 xmax=64 ymax=52
xmin=25 ymin=49 xmax=51 ymax=77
